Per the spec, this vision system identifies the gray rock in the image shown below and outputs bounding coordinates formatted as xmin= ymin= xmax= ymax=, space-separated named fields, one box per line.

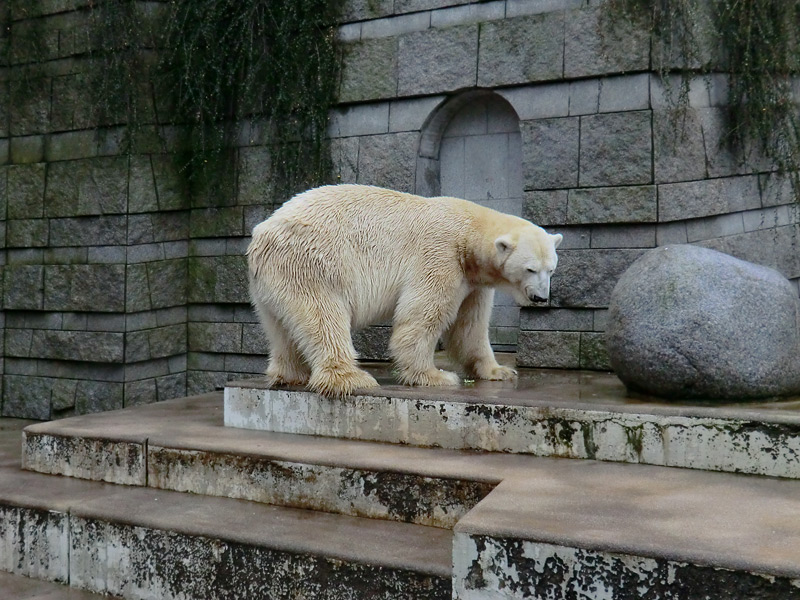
xmin=607 ymin=245 xmax=800 ymax=399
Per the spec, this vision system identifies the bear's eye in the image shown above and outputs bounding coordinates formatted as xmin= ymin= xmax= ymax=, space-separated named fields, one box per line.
xmin=526 ymin=268 xmax=537 ymax=274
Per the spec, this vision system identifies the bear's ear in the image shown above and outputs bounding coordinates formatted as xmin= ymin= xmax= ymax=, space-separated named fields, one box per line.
xmin=551 ymin=233 xmax=563 ymax=249
xmin=495 ymin=235 xmax=515 ymax=256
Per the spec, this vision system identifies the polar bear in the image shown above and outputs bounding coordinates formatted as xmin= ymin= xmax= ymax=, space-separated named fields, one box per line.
xmin=247 ymin=184 xmax=562 ymax=397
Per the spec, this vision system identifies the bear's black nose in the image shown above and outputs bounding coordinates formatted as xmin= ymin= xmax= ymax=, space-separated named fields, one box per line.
xmin=531 ymin=295 xmax=547 ymax=303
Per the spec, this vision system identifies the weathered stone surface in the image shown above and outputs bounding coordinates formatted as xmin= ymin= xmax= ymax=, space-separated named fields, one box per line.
xmin=564 ymin=6 xmax=650 ymax=78
xmin=48 ymin=215 xmax=127 ymax=246
xmin=188 ymin=322 xmax=243 ymax=354
xmin=7 ymin=219 xmax=48 ymax=247
xmin=188 ymin=256 xmax=248 ymax=304
xmin=9 ymin=135 xmax=44 ymax=164
xmin=237 ymin=146 xmax=273 ymax=206
xmin=29 ymin=330 xmax=124 ymax=363
xmin=567 ymin=186 xmax=656 ymax=224
xmin=2 ymin=375 xmax=50 ymax=419
xmin=7 ymin=163 xmax=45 ymax=218
xmin=520 ymin=118 xmax=579 ymax=190
xmin=147 ymin=258 xmax=188 ymax=310
xmin=523 ymin=190 xmax=567 ymax=227
xmin=353 ymin=325 xmax=392 ymax=361
xmin=0 ymin=505 xmax=69 ymax=582
xmin=658 ymin=175 xmax=761 ymax=222
xmin=44 ymin=265 xmax=125 ymax=312
xmin=397 ymin=25 xmax=478 ymax=96
xmin=517 ymin=330 xmax=580 ymax=368
xmin=340 ymin=37 xmax=398 ymax=103
xmin=579 ymin=111 xmax=652 ymax=186
xmin=128 ymin=155 xmax=159 ymax=213
xmin=9 ymin=78 xmax=50 ymax=135
xmin=4 ymin=266 xmax=44 ymax=310
xmin=551 ymin=249 xmax=646 ymax=308
xmin=357 ymin=132 xmax=418 ymax=193
xmin=579 ymin=331 xmax=610 ymax=370
xmin=607 ymin=245 xmax=800 ymax=399
xmin=75 ymin=380 xmax=124 ymax=414
xmin=653 ymin=108 xmax=707 ymax=183
xmin=477 ymin=13 xmax=564 ymax=87
xmin=45 ymin=157 xmax=128 ymax=217
xmin=190 ymin=207 xmax=244 ymax=238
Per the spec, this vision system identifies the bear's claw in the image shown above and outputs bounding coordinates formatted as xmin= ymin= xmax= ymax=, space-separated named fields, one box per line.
xmin=308 ymin=367 xmax=379 ymax=398
xmin=398 ymin=368 xmax=461 ymax=387
xmin=473 ymin=363 xmax=517 ymax=381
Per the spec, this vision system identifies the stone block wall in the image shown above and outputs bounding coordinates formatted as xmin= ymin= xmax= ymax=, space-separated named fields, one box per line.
xmin=0 ymin=0 xmax=798 ymax=418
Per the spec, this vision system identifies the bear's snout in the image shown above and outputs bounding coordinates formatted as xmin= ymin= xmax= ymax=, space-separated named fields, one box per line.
xmin=530 ymin=294 xmax=548 ymax=303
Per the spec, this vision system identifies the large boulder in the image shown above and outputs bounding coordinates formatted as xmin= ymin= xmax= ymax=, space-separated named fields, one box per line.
xmin=606 ymin=245 xmax=800 ymax=400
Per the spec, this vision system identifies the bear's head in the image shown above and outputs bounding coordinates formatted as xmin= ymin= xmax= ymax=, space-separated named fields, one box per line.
xmin=495 ymin=226 xmax=562 ymax=306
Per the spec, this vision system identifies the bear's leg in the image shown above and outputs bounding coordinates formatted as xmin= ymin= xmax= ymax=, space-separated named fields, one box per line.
xmin=258 ymin=307 xmax=311 ymax=386
xmin=390 ymin=289 xmax=461 ymax=387
xmin=286 ymin=295 xmax=379 ymax=397
xmin=444 ymin=288 xmax=516 ymax=381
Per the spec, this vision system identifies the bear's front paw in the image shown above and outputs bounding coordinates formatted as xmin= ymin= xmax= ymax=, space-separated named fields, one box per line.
xmin=399 ymin=368 xmax=461 ymax=387
xmin=473 ymin=362 xmax=517 ymax=381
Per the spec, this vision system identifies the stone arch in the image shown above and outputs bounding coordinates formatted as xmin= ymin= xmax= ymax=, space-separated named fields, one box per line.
xmin=416 ymin=90 xmax=524 ymax=350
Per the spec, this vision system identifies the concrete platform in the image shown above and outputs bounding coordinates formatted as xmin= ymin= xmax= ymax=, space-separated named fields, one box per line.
xmin=0 ymin=570 xmax=118 ymax=599
xmin=18 ymin=391 xmax=800 ymax=598
xmin=225 ymin=366 xmax=800 ymax=478
xmin=2 ymin=419 xmax=452 ymax=599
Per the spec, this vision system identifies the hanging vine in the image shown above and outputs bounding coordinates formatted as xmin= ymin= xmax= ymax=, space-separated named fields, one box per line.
xmin=609 ymin=0 xmax=800 ymax=197
xmin=6 ymin=0 xmax=344 ymax=203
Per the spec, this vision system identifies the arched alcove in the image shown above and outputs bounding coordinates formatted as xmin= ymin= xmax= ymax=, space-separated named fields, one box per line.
xmin=417 ymin=91 xmax=524 ymax=350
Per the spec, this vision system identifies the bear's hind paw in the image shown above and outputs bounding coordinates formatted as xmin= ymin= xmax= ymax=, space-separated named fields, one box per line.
xmin=308 ymin=368 xmax=379 ymax=398
xmin=473 ymin=363 xmax=517 ymax=381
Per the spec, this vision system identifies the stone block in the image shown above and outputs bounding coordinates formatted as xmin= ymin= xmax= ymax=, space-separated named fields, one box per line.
xmin=432 ymin=2 xmax=505 ymax=28
xmin=50 ymin=73 xmax=96 ymax=131
xmin=743 ymin=205 xmax=797 ymax=233
xmin=244 ymin=205 xmax=272 ymax=236
xmin=339 ymin=38 xmax=398 ymax=103
xmin=341 ymin=0 xmax=393 ymax=23
xmin=190 ymin=207 xmax=244 ymax=238
xmin=520 ymin=118 xmax=579 ymax=190
xmin=51 ymin=378 xmax=78 ymax=411
xmin=188 ymin=322 xmax=243 ymax=354
xmin=389 ymin=96 xmax=446 ymax=133
xmin=187 ymin=256 xmax=248 ymax=304
xmin=156 ymin=372 xmax=186 ymax=401
xmin=236 ymin=146 xmax=273 ymax=206
xmin=45 ymin=130 xmax=97 ymax=162
xmin=686 ymin=212 xmax=745 ymax=243
xmin=656 ymin=222 xmax=688 ymax=246
xmin=499 ymin=83 xmax=569 ymax=120
xmin=477 ymin=13 xmax=564 ymax=87
xmin=88 ymin=246 xmax=126 ymax=264
xmin=30 ymin=330 xmax=123 ymax=363
xmin=653 ymin=108 xmax=708 ymax=183
xmin=144 ymin=324 xmax=186 ymax=360
xmin=598 ymin=74 xmax=650 ymax=113
xmin=147 ymin=259 xmax=188 ymax=310
xmin=188 ymin=351 xmax=227 ymax=371
xmin=151 ymin=155 xmax=188 ymax=211
xmin=564 ymin=6 xmax=650 ymax=78
xmin=2 ymin=375 xmax=50 ymax=419
xmin=590 ymin=224 xmax=656 ymax=249
xmin=75 ymin=380 xmax=124 ymax=414
xmin=699 ymin=107 xmax=771 ymax=178
xmin=242 ymin=323 xmax=269 ymax=355
xmin=49 ymin=215 xmax=127 ymax=246
xmin=125 ymin=378 xmax=157 ymax=406
xmin=517 ymin=330 xmax=581 ymax=368
xmin=44 ymin=264 xmax=126 ymax=312
xmin=9 ymin=78 xmax=50 ymax=135
xmin=224 ymin=354 xmax=265 ymax=374
xmin=5 ymin=329 xmax=33 ymax=358
xmin=7 ymin=163 xmax=45 ymax=218
xmin=568 ymin=79 xmax=600 ymax=115
xmin=353 ymin=326 xmax=392 ymax=361
xmin=759 ymin=173 xmax=795 ymax=208
xmin=357 ymin=132 xmax=418 ymax=193
xmin=580 ymin=331 xmax=610 ymax=370
xmin=552 ymin=249 xmax=646 ymax=308
xmin=125 ymin=330 xmax=151 ymax=363
xmin=329 ymin=104 xmax=390 ymax=139
xmin=397 ymin=25 xmax=478 ymax=96
xmin=4 ymin=266 xmax=44 ymax=310
xmin=658 ymin=176 xmax=761 ymax=222
xmin=86 ymin=313 xmax=125 ymax=332
xmin=187 ymin=370 xmax=228 ymax=395
xmin=362 ymin=11 xmax=430 ymax=38
xmin=128 ymin=155 xmax=159 ymax=213
xmin=7 ymin=219 xmax=46 ymax=249
xmin=10 ymin=136 xmax=45 ymax=164
xmin=520 ymin=308 xmax=594 ymax=331
xmin=579 ymin=111 xmax=652 ymax=186
xmin=567 ymin=186 xmax=656 ymax=224
xmin=45 ymin=157 xmax=128 ymax=217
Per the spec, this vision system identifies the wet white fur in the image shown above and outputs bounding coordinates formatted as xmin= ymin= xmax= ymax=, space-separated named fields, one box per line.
xmin=247 ymin=184 xmax=562 ymax=397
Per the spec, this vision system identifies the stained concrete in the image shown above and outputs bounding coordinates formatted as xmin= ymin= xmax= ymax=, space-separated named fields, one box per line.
xmin=0 ymin=570 xmax=117 ymax=599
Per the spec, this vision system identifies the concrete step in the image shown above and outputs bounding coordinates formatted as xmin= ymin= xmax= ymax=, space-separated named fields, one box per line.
xmin=2 ymin=422 xmax=452 ymax=600
xmin=0 ymin=570 xmax=118 ymax=599
xmin=16 ymin=387 xmax=800 ymax=598
xmin=224 ymin=367 xmax=800 ymax=479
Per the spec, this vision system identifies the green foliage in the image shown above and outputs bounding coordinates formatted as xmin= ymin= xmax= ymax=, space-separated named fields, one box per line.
xmin=610 ymin=0 xmax=800 ymax=196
